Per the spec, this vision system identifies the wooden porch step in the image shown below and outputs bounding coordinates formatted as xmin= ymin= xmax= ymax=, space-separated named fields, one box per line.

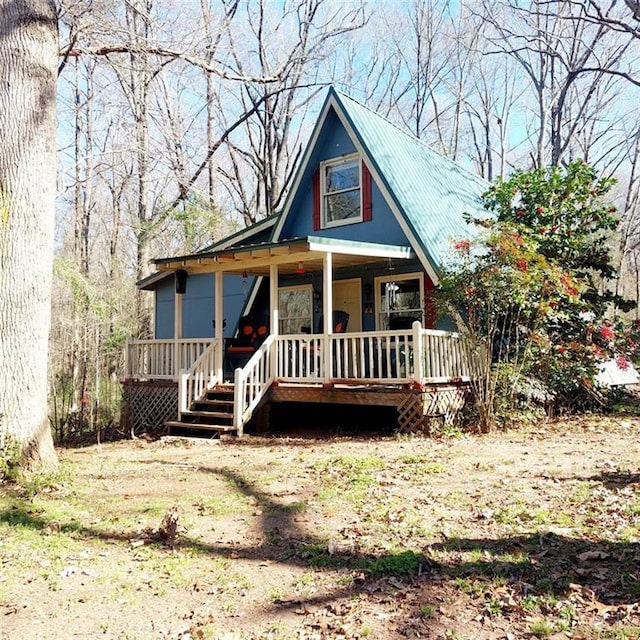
xmin=193 ymin=398 xmax=234 ymax=408
xmin=209 ymin=384 xmax=234 ymax=394
xmin=180 ymin=409 xmax=233 ymax=421
xmin=165 ymin=420 xmax=236 ymax=433
xmin=166 ymin=383 xmax=237 ymax=437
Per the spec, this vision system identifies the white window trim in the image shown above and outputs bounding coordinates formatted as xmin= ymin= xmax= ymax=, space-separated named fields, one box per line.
xmin=320 ymin=153 xmax=362 ymax=229
xmin=278 ymin=284 xmax=313 ymax=335
xmin=373 ymin=272 xmax=424 ymax=331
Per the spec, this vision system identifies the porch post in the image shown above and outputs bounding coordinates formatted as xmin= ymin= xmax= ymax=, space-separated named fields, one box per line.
xmin=174 ymin=284 xmax=183 ymax=381
xmin=215 ymin=270 xmax=224 ymax=382
xmin=270 ymin=264 xmax=279 ymax=379
xmin=413 ymin=320 xmax=424 ymax=383
xmin=323 ymin=252 xmax=333 ymax=382
xmin=269 ymin=264 xmax=279 ymax=337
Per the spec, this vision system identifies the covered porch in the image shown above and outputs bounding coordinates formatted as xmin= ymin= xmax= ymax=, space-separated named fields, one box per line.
xmin=124 ymin=237 xmax=479 ymax=435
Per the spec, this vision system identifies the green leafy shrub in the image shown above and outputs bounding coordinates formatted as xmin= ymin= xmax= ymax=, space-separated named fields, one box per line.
xmin=439 ymin=161 xmax=635 ymax=429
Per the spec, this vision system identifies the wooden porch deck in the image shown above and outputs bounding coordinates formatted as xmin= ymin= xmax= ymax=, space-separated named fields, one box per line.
xmin=123 ymin=324 xmax=479 ymax=437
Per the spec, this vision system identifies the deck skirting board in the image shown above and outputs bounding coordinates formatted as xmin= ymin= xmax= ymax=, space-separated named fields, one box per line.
xmin=120 ymin=379 xmax=470 ymax=436
xmin=269 ymin=381 xmax=470 ymax=431
xmin=269 ymin=384 xmax=410 ymax=406
xmin=121 ymin=380 xmax=178 ymax=436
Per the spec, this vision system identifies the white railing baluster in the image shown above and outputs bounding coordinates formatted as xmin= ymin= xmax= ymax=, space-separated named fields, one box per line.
xmin=233 ymin=335 xmax=277 ymax=434
xmin=125 ymin=338 xmax=214 ymax=380
xmin=271 ymin=328 xmax=477 ymax=385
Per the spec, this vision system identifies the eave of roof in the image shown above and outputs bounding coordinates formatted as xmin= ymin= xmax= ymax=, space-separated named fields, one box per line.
xmin=138 ymin=214 xmax=281 ymax=290
xmin=198 ymin=213 xmax=279 ymax=253
xmin=153 ymin=235 xmax=414 ymax=277
xmin=137 ymin=270 xmax=173 ymax=290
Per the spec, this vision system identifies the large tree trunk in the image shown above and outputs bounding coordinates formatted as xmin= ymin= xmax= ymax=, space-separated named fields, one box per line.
xmin=0 ymin=0 xmax=58 ymax=470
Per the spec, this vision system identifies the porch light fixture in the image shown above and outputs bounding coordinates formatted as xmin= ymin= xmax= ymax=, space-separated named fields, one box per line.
xmin=242 ymin=270 xmax=248 ymax=293
xmin=296 ymin=261 xmax=305 ymax=274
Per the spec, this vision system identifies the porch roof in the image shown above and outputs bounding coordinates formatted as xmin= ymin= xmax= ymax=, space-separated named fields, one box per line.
xmin=153 ymin=235 xmax=414 ymax=276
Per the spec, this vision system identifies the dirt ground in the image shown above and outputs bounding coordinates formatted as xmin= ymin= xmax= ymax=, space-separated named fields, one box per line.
xmin=1 ymin=416 xmax=640 ymax=640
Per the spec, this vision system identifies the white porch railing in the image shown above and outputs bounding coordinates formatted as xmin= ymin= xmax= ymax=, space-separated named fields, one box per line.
xmin=125 ymin=338 xmax=213 ymax=380
xmin=233 ymin=335 xmax=276 ymax=436
xmin=125 ymin=325 xmax=478 ymax=435
xmin=179 ymin=339 xmax=221 ymax=415
xmin=274 ymin=323 xmax=477 ymax=384
xmin=420 ymin=328 xmax=478 ymax=381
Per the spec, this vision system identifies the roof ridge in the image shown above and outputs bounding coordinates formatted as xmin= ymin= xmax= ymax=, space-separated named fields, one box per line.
xmin=333 ymin=87 xmax=488 ymax=188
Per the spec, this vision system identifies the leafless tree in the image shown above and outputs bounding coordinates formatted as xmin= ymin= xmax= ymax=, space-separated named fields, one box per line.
xmin=476 ymin=0 xmax=631 ymax=168
xmin=216 ymin=0 xmax=366 ymax=224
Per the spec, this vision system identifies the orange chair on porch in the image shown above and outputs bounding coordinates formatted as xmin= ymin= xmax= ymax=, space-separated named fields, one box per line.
xmin=225 ymin=315 xmax=269 ymax=371
xmin=301 ymin=310 xmax=350 ymax=335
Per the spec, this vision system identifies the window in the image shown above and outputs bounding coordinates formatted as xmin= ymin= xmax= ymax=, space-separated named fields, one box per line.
xmin=374 ymin=274 xmax=424 ymax=330
xmin=278 ymin=285 xmax=312 ymax=334
xmin=321 ymin=155 xmax=361 ymax=227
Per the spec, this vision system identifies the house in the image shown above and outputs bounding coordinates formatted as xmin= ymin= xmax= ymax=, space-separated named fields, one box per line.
xmin=123 ymin=87 xmax=489 ymax=436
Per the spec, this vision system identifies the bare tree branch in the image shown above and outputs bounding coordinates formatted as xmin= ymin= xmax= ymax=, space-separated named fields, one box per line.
xmin=59 ymin=43 xmax=294 ymax=83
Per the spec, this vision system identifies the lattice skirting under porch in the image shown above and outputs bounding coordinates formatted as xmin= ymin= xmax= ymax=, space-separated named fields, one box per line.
xmin=397 ymin=384 xmax=469 ymax=433
xmin=121 ymin=380 xmax=178 ymax=436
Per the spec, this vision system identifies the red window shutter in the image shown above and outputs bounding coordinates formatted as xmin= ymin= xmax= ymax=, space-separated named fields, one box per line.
xmin=312 ymin=167 xmax=321 ymax=231
xmin=362 ymin=160 xmax=372 ymax=222
xmin=424 ymin=273 xmax=436 ymax=329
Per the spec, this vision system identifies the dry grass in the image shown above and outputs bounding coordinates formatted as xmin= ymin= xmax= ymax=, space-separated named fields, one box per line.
xmin=1 ymin=417 xmax=640 ymax=639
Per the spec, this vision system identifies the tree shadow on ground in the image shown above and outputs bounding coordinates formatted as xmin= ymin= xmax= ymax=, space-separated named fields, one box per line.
xmin=587 ymin=470 xmax=640 ymax=489
xmin=428 ymin=532 xmax=640 ymax=605
xmin=3 ymin=463 xmax=640 ymax=631
xmin=548 ymin=468 xmax=640 ymax=489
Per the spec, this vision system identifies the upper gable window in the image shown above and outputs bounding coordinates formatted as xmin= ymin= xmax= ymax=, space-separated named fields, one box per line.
xmin=321 ymin=155 xmax=362 ymax=228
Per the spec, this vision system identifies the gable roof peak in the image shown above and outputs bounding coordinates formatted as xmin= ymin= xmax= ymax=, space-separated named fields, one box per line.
xmin=329 ymin=87 xmax=487 ymax=187
xmin=274 ymin=85 xmax=489 ymax=281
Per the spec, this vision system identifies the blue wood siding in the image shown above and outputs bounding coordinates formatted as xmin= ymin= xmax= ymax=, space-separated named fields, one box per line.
xmin=221 ymin=275 xmax=251 ymax=337
xmin=182 ymin=274 xmax=214 ymax=338
xmin=280 ymin=107 xmax=410 ymax=247
xmin=153 ymin=273 xmax=249 ymax=339
xmin=155 ymin=279 xmax=175 ymax=339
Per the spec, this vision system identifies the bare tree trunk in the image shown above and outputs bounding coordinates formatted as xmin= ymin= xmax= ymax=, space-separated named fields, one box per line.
xmin=70 ymin=57 xmax=95 ymax=415
xmin=614 ymin=126 xmax=640 ymax=312
xmin=201 ymin=0 xmax=238 ymax=209
xmin=0 ymin=0 xmax=58 ymax=469
xmin=125 ymin=0 xmax=154 ymax=337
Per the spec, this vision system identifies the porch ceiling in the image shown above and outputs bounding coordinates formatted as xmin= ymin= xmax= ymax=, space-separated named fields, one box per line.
xmin=154 ymin=236 xmax=415 ymax=276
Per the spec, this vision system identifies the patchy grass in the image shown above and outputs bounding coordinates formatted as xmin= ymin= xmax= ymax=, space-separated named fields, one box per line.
xmin=1 ymin=418 xmax=640 ymax=639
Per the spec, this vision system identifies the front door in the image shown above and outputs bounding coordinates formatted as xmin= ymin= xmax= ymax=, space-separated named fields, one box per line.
xmin=332 ymin=279 xmax=362 ymax=332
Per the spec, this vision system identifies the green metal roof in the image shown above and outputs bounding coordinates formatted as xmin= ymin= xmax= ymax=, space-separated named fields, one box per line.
xmin=332 ymin=88 xmax=489 ymax=275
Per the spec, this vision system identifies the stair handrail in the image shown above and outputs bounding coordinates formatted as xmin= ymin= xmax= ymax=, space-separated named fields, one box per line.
xmin=233 ymin=334 xmax=276 ymax=436
xmin=179 ymin=339 xmax=221 ymax=416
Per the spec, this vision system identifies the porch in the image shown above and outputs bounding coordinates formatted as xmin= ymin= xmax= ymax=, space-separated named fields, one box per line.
xmin=123 ymin=323 xmax=478 ymax=435
xmin=124 ymin=235 xmax=479 ymax=435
